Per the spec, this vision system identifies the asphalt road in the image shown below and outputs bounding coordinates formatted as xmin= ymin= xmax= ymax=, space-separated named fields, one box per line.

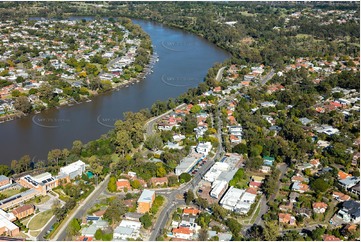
xmin=36 ymin=215 xmax=57 ymax=241
xmin=260 ymin=69 xmax=275 ymax=86
xmin=52 ymin=174 xmax=110 ymax=241
xmin=215 ymin=66 xmax=226 ymax=82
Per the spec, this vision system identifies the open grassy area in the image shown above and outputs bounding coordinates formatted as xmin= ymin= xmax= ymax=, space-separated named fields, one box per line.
xmin=1 ymin=189 xmax=21 ymax=198
xmin=28 ymin=210 xmax=53 ymax=230
xmin=30 ymin=230 xmax=41 ymax=237
xmin=36 ymin=195 xmax=51 ymax=204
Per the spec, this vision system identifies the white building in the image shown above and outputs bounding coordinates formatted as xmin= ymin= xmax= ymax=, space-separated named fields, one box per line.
xmin=203 ymin=162 xmax=230 ymax=183
xmin=113 ymin=220 xmax=141 ymax=240
xmin=196 ymin=142 xmax=212 ymax=156
xmin=220 ymin=186 xmax=245 ymax=211
xmin=220 ymin=186 xmax=257 ymax=214
xmin=59 ymin=160 xmax=86 ymax=179
xmin=210 ymin=180 xmax=228 ymax=199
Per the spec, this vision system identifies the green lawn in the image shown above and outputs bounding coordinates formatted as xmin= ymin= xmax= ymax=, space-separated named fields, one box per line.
xmin=28 ymin=210 xmax=54 ymax=230
xmin=1 ymin=189 xmax=21 ymax=198
xmin=30 ymin=230 xmax=41 ymax=237
xmin=36 ymin=195 xmax=51 ymax=205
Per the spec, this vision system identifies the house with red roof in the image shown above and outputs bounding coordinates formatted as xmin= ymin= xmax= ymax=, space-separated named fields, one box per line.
xmin=172 ymin=227 xmax=193 ymax=240
xmin=183 ymin=207 xmax=200 ymax=216
xmin=278 ymin=213 xmax=296 ymax=226
xmin=338 ymin=171 xmax=352 ymax=180
xmin=313 ymin=202 xmax=328 ymax=214
xmin=116 ymin=179 xmax=131 ymax=191
xmin=323 ymin=234 xmax=341 ymax=241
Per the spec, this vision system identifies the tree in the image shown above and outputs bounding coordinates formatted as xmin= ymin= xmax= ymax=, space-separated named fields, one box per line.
xmin=104 ymin=198 xmax=127 ymax=225
xmin=263 ymin=221 xmax=279 ymax=241
xmin=130 ymin=179 xmax=141 ymax=189
xmin=190 ymin=104 xmax=202 ymax=114
xmin=311 ymin=178 xmax=330 ymax=193
xmin=168 ymin=175 xmax=178 ymax=187
xmin=88 ymin=155 xmax=104 ymax=176
xmin=185 ymin=189 xmax=195 ymax=205
xmin=156 ymin=165 xmax=167 ymax=178
xmin=38 ymin=83 xmax=53 ymax=100
xmin=11 ymin=160 xmax=20 ymax=173
xmin=195 ymin=197 xmax=209 ymax=209
xmin=140 ymin=213 xmax=152 ymax=229
xmin=233 ymin=143 xmax=248 ymax=154
xmin=14 ymin=96 xmax=32 ymax=113
xmin=198 ymin=228 xmax=209 ymax=241
xmin=246 ymin=224 xmax=264 ymax=241
xmin=311 ymin=226 xmax=326 ymax=241
xmin=0 ymin=165 xmax=11 ymax=176
xmin=72 ymin=140 xmax=83 ymax=155
xmin=108 ymin=176 xmax=117 ymax=192
xmin=94 ymin=229 xmax=103 ymax=241
xmin=67 ymin=218 xmax=81 ymax=237
xmin=212 ymin=204 xmax=228 ymax=220
xmin=145 ymin=133 xmax=163 ymax=151
xmin=62 ymin=148 xmax=70 ymax=160
xmin=195 ymin=212 xmax=211 ymax=228
xmin=115 ymin=130 xmax=133 ymax=156
xmin=226 ymin=218 xmax=242 ymax=236
xmin=179 ymin=173 xmax=191 ymax=183
xmin=48 ymin=149 xmax=62 ymax=166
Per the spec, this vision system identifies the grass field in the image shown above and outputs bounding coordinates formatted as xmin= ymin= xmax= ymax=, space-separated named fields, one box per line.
xmin=28 ymin=210 xmax=53 ymax=230
xmin=1 ymin=189 xmax=21 ymax=198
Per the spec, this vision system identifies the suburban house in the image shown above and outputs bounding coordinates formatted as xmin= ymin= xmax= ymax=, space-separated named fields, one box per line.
xmin=12 ymin=204 xmax=35 ymax=220
xmin=278 ymin=213 xmax=296 ymax=226
xmin=323 ymin=234 xmax=341 ymax=241
xmin=333 ymin=200 xmax=360 ymax=224
xmin=172 ymin=227 xmax=193 ymax=240
xmin=263 ymin=156 xmax=275 ymax=166
xmin=137 ymin=189 xmax=155 ymax=214
xmin=338 ymin=176 xmax=360 ymax=189
xmin=332 ymin=191 xmax=351 ymax=202
xmin=312 ymin=202 xmax=328 ymax=214
xmin=292 ymin=181 xmax=309 ymax=193
xmin=116 ymin=179 xmax=131 ymax=191
xmin=183 ymin=208 xmax=200 ymax=216
xmin=195 ymin=142 xmax=212 ymax=156
xmin=81 ymin=220 xmax=109 ymax=238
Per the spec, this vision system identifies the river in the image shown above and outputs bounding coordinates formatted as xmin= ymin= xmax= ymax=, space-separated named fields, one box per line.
xmin=0 ymin=18 xmax=230 ymax=166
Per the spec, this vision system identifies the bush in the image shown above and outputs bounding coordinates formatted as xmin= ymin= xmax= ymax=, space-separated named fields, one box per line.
xmin=179 ymin=173 xmax=191 ymax=183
